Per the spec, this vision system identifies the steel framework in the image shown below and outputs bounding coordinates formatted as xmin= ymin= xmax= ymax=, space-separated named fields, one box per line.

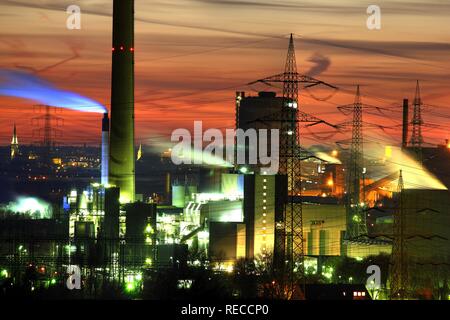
xmin=249 ymin=34 xmax=336 ymax=298
xmin=337 ymin=86 xmax=385 ymax=239
xmin=410 ymin=80 xmax=423 ymax=162
xmin=390 ymin=170 xmax=408 ymax=299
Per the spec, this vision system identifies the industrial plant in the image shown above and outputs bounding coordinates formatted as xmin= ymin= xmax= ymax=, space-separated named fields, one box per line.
xmin=0 ymin=0 xmax=449 ymax=302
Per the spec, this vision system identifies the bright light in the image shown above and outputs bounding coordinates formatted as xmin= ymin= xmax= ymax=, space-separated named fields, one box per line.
xmin=119 ymin=195 xmax=131 ymax=204
xmin=126 ymin=282 xmax=135 ymax=292
xmin=327 ymin=178 xmax=333 ymax=187
xmin=322 ymin=266 xmax=334 ymax=280
xmin=239 ymin=167 xmax=248 ymax=174
xmin=1 ymin=269 xmax=7 ymax=278
xmin=331 ymin=150 xmax=338 ymax=157
xmin=287 ymin=102 xmax=297 ymax=109
xmin=145 ymin=224 xmax=154 ymax=234
xmin=198 ymin=231 xmax=209 ymax=240
xmin=385 ymin=146 xmax=392 ymax=158
xmin=8 ymin=197 xmax=52 ymax=219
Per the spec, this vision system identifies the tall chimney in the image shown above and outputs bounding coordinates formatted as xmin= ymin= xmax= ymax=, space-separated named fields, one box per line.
xmin=101 ymin=112 xmax=109 ymax=185
xmin=402 ymin=98 xmax=409 ymax=149
xmin=109 ymin=0 xmax=135 ymax=202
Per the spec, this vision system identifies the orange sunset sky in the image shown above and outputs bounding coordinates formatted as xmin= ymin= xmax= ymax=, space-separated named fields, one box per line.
xmin=0 ymin=0 xmax=449 ymax=152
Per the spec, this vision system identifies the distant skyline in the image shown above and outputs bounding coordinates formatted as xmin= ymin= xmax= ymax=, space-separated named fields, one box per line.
xmin=0 ymin=0 xmax=449 ymax=151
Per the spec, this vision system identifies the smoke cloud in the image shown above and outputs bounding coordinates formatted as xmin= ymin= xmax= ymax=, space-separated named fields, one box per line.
xmin=305 ymin=52 xmax=331 ymax=77
xmin=0 ymin=69 xmax=106 ymax=113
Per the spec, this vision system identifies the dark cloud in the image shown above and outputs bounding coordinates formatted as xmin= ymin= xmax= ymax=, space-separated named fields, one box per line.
xmin=194 ymin=0 xmax=450 ymax=15
xmin=300 ymin=37 xmax=450 ymax=70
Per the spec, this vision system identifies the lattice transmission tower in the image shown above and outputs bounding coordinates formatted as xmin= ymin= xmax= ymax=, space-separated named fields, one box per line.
xmin=32 ymin=105 xmax=63 ymax=162
xmin=249 ymin=34 xmax=336 ymax=298
xmin=390 ymin=170 xmax=408 ymax=299
xmin=409 ymin=80 xmax=423 ymax=162
xmin=337 ymin=86 xmax=386 ymax=239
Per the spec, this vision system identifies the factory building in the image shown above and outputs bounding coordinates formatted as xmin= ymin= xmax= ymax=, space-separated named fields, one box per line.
xmin=375 ymin=189 xmax=450 ymax=263
xmin=236 ymin=91 xmax=283 ymax=173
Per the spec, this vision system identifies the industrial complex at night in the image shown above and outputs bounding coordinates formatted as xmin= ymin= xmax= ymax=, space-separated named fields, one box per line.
xmin=0 ymin=0 xmax=450 ymax=305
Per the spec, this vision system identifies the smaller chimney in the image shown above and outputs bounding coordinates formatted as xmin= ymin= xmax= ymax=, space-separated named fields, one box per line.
xmin=402 ymin=99 xmax=409 ymax=149
xmin=101 ymin=112 xmax=109 ymax=185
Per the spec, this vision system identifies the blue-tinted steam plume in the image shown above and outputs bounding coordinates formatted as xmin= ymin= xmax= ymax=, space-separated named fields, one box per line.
xmin=0 ymin=69 xmax=106 ymax=113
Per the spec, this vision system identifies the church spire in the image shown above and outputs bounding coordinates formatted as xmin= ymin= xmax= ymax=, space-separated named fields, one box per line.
xmin=11 ymin=123 xmax=19 ymax=160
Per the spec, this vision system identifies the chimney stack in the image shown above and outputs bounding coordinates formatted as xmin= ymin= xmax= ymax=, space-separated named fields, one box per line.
xmin=101 ymin=112 xmax=109 ymax=185
xmin=109 ymin=0 xmax=135 ymax=203
xmin=402 ymin=98 xmax=409 ymax=149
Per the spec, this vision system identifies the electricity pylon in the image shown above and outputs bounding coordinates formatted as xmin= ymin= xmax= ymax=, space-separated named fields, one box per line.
xmin=409 ymin=80 xmax=423 ymax=162
xmin=390 ymin=170 xmax=408 ymax=299
xmin=337 ymin=86 xmax=385 ymax=239
xmin=248 ymin=34 xmax=336 ymax=298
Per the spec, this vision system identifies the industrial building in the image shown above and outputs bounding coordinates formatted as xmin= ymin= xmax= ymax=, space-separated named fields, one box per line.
xmin=1 ymin=0 xmax=449 ymax=301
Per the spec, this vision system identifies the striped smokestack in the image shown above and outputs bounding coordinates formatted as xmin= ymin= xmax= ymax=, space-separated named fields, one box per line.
xmin=109 ymin=0 xmax=135 ymax=202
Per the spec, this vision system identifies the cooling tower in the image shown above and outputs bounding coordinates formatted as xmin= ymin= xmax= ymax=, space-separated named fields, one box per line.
xmin=109 ymin=0 xmax=135 ymax=202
